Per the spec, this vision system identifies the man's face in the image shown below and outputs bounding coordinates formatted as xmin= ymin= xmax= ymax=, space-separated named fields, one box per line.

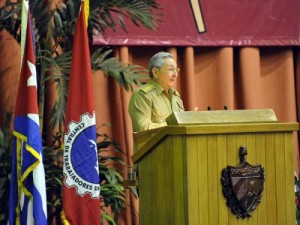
xmin=153 ymin=58 xmax=180 ymax=90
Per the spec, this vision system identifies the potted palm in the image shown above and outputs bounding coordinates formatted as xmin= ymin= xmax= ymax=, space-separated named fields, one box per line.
xmin=0 ymin=0 xmax=160 ymax=224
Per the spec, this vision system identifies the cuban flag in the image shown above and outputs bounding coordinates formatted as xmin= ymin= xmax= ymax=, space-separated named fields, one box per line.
xmin=62 ymin=1 xmax=100 ymax=224
xmin=8 ymin=6 xmax=47 ymax=225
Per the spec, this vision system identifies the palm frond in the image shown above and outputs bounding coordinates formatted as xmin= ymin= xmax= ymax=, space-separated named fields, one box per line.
xmin=91 ymin=48 xmax=148 ymax=91
xmin=48 ymin=52 xmax=71 ymax=130
xmin=30 ymin=0 xmax=53 ymax=42
xmin=89 ymin=0 xmax=161 ymax=34
xmin=0 ymin=1 xmax=22 ymax=41
xmin=52 ymin=1 xmax=79 ymax=53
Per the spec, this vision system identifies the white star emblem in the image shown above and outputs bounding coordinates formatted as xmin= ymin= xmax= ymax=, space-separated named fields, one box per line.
xmin=27 ymin=60 xmax=37 ymax=88
xmin=26 ymin=60 xmax=39 ymax=125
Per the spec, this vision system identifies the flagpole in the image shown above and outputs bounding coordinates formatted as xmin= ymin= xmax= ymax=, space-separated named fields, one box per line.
xmin=9 ymin=5 xmax=47 ymax=225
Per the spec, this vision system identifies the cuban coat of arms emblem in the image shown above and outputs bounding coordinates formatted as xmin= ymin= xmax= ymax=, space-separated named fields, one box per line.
xmin=221 ymin=146 xmax=265 ymax=218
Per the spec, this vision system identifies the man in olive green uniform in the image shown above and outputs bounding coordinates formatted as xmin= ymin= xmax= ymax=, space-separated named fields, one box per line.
xmin=128 ymin=52 xmax=185 ymax=132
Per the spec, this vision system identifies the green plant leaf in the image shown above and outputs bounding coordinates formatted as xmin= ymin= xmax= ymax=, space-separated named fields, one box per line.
xmin=1 ymin=1 xmax=156 ymax=223
xmin=127 ymin=186 xmax=139 ymax=198
xmin=102 ymin=213 xmax=117 ymax=225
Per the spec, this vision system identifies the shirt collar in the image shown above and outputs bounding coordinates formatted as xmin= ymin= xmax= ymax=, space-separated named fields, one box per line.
xmin=149 ymin=79 xmax=164 ymax=95
xmin=149 ymin=79 xmax=179 ymax=96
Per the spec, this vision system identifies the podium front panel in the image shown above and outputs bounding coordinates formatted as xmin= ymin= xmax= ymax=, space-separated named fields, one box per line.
xmin=134 ymin=122 xmax=297 ymax=225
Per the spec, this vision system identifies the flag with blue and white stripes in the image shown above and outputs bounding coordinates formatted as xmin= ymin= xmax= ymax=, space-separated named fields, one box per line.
xmin=8 ymin=4 xmax=47 ymax=225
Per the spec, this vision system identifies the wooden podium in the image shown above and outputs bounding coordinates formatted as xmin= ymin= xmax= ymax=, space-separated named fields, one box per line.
xmin=132 ymin=109 xmax=299 ymax=225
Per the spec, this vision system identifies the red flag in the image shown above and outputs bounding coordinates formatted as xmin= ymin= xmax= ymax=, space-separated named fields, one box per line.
xmin=62 ymin=1 xmax=100 ymax=225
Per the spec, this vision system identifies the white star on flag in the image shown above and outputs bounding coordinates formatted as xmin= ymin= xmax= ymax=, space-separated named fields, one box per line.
xmin=27 ymin=61 xmax=37 ymax=88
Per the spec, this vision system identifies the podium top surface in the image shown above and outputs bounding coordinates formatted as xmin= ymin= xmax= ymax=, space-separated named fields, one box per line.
xmin=166 ymin=109 xmax=277 ymax=125
xmin=132 ymin=109 xmax=299 ymax=163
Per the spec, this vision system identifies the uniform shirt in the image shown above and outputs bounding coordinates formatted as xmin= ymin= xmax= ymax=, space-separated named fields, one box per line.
xmin=128 ymin=79 xmax=184 ymax=132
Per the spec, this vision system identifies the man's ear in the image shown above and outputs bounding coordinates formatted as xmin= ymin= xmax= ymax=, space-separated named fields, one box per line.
xmin=152 ymin=67 xmax=158 ymax=79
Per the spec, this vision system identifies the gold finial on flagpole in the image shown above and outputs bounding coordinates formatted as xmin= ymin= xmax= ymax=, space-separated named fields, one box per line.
xmin=84 ymin=0 xmax=90 ymax=27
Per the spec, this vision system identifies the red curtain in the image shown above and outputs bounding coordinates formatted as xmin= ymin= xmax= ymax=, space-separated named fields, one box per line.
xmin=1 ymin=29 xmax=299 ymax=224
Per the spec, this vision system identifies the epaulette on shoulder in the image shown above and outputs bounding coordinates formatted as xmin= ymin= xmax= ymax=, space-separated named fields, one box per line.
xmin=140 ymin=83 xmax=155 ymax=93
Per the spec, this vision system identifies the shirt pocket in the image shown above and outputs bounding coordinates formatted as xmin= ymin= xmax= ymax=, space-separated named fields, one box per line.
xmin=151 ymin=105 xmax=165 ymax=123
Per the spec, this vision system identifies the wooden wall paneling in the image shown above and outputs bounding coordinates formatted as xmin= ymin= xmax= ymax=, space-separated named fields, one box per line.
xmin=285 ymin=132 xmax=296 ymax=225
xmin=226 ymin=133 xmax=238 ymax=225
xmin=217 ymin=134 xmax=228 ymax=225
xmin=246 ymin=133 xmax=258 ymax=225
xmin=234 ymin=133 xmax=248 ymax=225
xmin=255 ymin=133 xmax=268 ymax=225
xmin=164 ymin=136 xmax=175 ymax=224
xmin=173 ymin=135 xmax=187 ymax=225
xmin=265 ymin=133 xmax=277 ymax=225
xmin=138 ymin=148 xmax=151 ymax=225
xmin=186 ymin=135 xmax=200 ymax=224
xmin=275 ymin=133 xmax=287 ymax=225
xmin=197 ymin=135 xmax=209 ymax=225
xmin=153 ymin=139 xmax=165 ymax=223
xmin=207 ymin=134 xmax=219 ymax=225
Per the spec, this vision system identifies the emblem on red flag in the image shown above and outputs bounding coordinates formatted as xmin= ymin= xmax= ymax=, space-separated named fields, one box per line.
xmin=64 ymin=113 xmax=100 ymax=198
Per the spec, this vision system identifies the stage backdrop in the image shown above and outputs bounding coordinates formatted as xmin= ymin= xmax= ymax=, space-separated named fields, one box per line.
xmin=93 ymin=0 xmax=300 ymax=46
xmin=94 ymin=0 xmax=300 ymax=46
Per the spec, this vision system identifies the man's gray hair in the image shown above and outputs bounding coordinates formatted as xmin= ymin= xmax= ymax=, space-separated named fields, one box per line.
xmin=149 ymin=52 xmax=174 ymax=78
